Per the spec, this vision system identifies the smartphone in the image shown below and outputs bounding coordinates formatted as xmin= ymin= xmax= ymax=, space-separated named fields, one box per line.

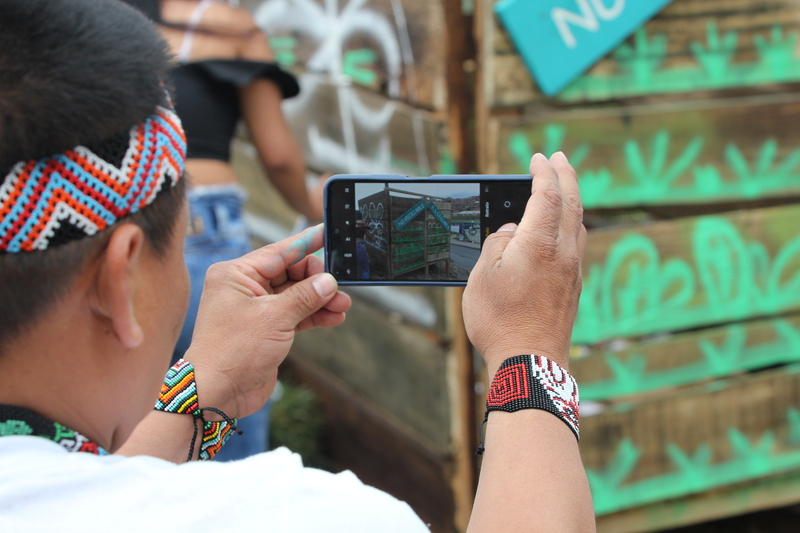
xmin=324 ymin=174 xmax=532 ymax=286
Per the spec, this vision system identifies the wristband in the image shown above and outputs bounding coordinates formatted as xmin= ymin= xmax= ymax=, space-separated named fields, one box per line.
xmin=154 ymin=359 xmax=241 ymax=461
xmin=477 ymin=355 xmax=579 ymax=455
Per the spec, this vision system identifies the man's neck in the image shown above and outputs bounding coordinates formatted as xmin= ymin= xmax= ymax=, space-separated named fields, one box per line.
xmin=0 ymin=297 xmax=122 ymax=451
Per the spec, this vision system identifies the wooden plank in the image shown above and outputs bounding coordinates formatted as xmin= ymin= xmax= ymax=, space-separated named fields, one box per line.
xmin=444 ymin=287 xmax=478 ymax=532
xmin=582 ymin=364 xmax=800 ymax=518
xmin=443 ymin=0 xmax=477 ymax=175
xmin=575 ymin=204 xmax=800 ymax=344
xmin=595 ymin=469 xmax=800 ymax=533
xmin=291 ymin=292 xmax=453 ymax=453
xmin=486 ymin=0 xmax=800 ymax=107
xmin=285 ymin=357 xmax=456 ymax=533
xmin=282 ymin=73 xmax=449 ymax=177
xmin=572 ymin=314 xmax=800 ymax=401
xmin=244 ymin=0 xmax=448 ymax=110
xmin=493 ymin=94 xmax=800 ymax=208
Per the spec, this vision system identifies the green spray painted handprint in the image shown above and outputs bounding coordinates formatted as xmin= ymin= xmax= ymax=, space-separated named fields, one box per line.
xmin=579 ymin=318 xmax=800 ymax=401
xmin=624 ymin=130 xmax=704 ymax=197
xmin=691 ymin=22 xmax=739 ymax=85
xmin=508 ymin=125 xmax=589 ymax=173
xmin=553 ymin=23 xmax=800 ymax=102
xmin=505 ymin=123 xmax=800 ymax=208
xmin=587 ymin=406 xmax=800 ymax=516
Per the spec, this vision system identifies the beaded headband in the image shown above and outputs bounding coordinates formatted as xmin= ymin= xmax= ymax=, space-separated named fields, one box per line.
xmin=0 ymin=103 xmax=186 ymax=253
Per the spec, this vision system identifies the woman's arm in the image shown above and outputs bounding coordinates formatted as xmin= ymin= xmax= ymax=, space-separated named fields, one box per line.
xmin=236 ymin=14 xmax=321 ymax=222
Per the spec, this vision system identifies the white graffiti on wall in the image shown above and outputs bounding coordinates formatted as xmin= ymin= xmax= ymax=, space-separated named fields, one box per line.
xmin=361 ymin=202 xmax=387 ymax=251
xmin=252 ymin=0 xmax=432 ymax=176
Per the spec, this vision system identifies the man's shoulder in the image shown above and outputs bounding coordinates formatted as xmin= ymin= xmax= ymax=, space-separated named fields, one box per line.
xmin=0 ymin=442 xmax=428 ymax=532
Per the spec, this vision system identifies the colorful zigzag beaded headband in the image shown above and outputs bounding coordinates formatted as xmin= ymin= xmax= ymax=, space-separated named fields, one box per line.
xmin=0 ymin=104 xmax=186 ymax=253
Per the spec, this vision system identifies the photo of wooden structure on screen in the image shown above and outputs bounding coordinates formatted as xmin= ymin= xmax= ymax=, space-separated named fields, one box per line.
xmin=358 ymin=187 xmax=452 ymax=280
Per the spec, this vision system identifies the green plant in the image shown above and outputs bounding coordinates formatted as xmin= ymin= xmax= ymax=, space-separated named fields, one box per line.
xmin=269 ymin=380 xmax=330 ymax=470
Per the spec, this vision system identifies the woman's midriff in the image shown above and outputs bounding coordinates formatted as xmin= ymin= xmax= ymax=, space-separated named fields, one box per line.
xmin=184 ymin=159 xmax=239 ymax=187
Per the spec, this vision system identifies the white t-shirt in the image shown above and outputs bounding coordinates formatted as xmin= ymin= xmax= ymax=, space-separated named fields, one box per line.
xmin=0 ymin=437 xmax=429 ymax=532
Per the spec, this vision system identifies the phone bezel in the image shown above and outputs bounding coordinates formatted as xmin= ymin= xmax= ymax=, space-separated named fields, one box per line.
xmin=323 ymin=174 xmax=531 ymax=286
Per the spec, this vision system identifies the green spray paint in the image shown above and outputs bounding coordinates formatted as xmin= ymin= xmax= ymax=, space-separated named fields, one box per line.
xmin=580 ymin=319 xmax=800 ymax=401
xmin=552 ymin=24 xmax=800 ymax=102
xmin=624 ymin=130 xmax=704 ymax=197
xmin=588 ymin=407 xmax=800 ymax=515
xmin=509 ymin=124 xmax=589 ymax=172
xmin=270 ymin=37 xmax=298 ymax=67
xmin=343 ymin=48 xmax=379 ymax=86
xmin=268 ymin=39 xmax=379 ymax=88
xmin=508 ymin=126 xmax=800 ymax=208
xmin=574 ymin=215 xmax=800 ymax=344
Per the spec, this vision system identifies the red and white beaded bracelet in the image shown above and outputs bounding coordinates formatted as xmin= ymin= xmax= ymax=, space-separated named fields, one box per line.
xmin=477 ymin=354 xmax=580 ymax=455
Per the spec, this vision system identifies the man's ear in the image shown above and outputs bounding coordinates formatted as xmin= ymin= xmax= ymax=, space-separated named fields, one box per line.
xmin=90 ymin=224 xmax=146 ymax=349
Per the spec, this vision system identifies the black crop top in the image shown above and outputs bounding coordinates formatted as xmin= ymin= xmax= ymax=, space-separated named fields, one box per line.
xmin=170 ymin=60 xmax=300 ymax=162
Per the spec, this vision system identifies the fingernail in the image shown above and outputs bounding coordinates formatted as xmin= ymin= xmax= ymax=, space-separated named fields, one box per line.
xmin=497 ymin=223 xmax=517 ymax=233
xmin=551 ymin=151 xmax=568 ymax=164
xmin=531 ymin=153 xmax=548 ymax=163
xmin=313 ymin=273 xmax=337 ymax=297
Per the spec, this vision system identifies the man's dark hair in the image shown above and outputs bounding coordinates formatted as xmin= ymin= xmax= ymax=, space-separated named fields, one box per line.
xmin=0 ymin=0 xmax=186 ymax=351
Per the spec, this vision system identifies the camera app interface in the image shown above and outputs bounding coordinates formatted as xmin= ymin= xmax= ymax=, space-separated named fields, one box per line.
xmin=327 ymin=179 xmax=530 ymax=283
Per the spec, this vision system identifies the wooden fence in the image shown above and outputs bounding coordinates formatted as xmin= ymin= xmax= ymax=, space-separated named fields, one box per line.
xmin=228 ymin=0 xmax=800 ymax=531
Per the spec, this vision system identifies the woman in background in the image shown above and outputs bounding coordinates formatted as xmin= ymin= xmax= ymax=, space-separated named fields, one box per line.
xmin=122 ymin=0 xmax=322 ymax=461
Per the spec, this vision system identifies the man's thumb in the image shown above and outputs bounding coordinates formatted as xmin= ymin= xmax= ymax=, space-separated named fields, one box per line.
xmin=276 ymin=273 xmax=338 ymax=326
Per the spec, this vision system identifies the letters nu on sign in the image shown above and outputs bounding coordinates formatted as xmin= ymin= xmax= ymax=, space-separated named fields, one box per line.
xmin=552 ymin=0 xmax=626 ymax=49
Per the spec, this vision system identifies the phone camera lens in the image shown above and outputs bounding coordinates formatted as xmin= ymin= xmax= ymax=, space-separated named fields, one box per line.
xmin=503 ymin=200 xmax=511 ymax=208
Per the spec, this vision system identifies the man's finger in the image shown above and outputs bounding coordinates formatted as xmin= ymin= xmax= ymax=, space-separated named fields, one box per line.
xmin=518 ymin=153 xmax=562 ymax=239
xmin=246 ymin=225 xmax=325 ymax=281
xmin=550 ymin=151 xmax=583 ymax=241
xmin=297 ymin=309 xmax=348 ymax=331
xmin=474 ymin=223 xmax=517 ymax=271
xmin=269 ymin=272 xmax=339 ymax=327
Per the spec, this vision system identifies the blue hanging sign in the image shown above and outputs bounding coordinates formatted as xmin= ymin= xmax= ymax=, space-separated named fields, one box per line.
xmin=427 ymin=202 xmax=450 ymax=231
xmin=393 ymin=199 xmax=427 ymax=231
xmin=495 ymin=0 xmax=674 ymax=96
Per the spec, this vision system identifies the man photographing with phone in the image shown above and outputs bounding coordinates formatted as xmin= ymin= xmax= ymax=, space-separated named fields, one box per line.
xmin=0 ymin=0 xmax=594 ymax=531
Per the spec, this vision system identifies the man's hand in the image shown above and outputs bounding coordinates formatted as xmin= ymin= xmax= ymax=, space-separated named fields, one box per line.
xmin=464 ymin=154 xmax=596 ymax=533
xmin=463 ymin=152 xmax=586 ymax=376
xmin=185 ymin=225 xmax=351 ymax=419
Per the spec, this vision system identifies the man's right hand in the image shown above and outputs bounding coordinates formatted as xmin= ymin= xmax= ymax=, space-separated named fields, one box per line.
xmin=462 ymin=152 xmax=586 ymax=376
xmin=185 ymin=225 xmax=351 ymax=421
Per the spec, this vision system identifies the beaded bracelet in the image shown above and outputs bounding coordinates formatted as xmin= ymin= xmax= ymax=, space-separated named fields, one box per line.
xmin=477 ymin=354 xmax=580 ymax=455
xmin=154 ymin=359 xmax=241 ymax=462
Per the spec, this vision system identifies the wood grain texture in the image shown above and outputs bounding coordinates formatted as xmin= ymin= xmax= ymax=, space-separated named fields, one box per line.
xmin=572 ymin=313 xmax=800 ymax=401
xmin=485 ymin=0 xmax=800 ymax=107
xmin=575 ymin=204 xmax=800 ymax=344
xmin=595 ymin=468 xmax=800 ymax=533
xmin=582 ymin=364 xmax=800 ymax=517
xmin=491 ymin=93 xmax=800 ymax=208
xmin=243 ymin=0 xmax=448 ymax=110
xmin=283 ymin=73 xmax=447 ymax=177
xmin=290 ymin=292 xmax=453 ymax=453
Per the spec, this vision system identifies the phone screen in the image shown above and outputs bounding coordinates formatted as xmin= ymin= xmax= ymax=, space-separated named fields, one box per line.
xmin=325 ymin=175 xmax=531 ymax=285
